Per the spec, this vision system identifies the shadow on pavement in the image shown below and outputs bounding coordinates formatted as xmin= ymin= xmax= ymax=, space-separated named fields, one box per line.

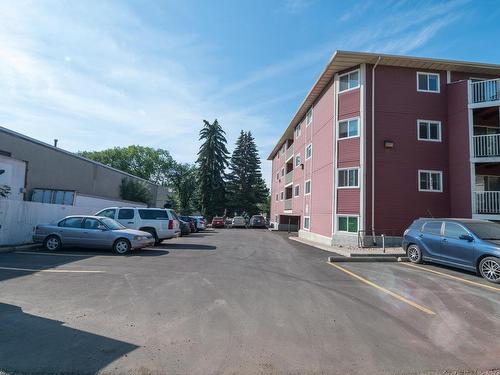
xmin=0 ymin=302 xmax=137 ymax=374
xmin=157 ymin=243 xmax=216 ymax=251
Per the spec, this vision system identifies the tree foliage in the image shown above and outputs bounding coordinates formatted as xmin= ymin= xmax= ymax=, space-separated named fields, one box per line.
xmin=119 ymin=178 xmax=152 ymax=204
xmin=170 ymin=163 xmax=197 ymax=214
xmin=227 ymin=131 xmax=269 ymax=216
xmin=196 ymin=119 xmax=229 ymax=219
xmin=80 ymin=146 xmax=175 ymax=185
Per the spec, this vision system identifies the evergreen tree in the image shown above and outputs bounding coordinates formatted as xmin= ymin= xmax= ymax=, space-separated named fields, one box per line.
xmin=196 ymin=119 xmax=229 ymax=219
xmin=227 ymin=131 xmax=269 ymax=216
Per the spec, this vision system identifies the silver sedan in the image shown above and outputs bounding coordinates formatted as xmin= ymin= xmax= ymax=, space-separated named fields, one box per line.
xmin=33 ymin=215 xmax=154 ymax=254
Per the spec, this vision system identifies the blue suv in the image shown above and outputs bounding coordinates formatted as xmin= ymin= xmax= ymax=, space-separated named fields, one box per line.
xmin=402 ymin=218 xmax=500 ymax=284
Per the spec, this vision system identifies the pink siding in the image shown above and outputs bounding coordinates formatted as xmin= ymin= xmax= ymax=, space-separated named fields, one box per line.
xmin=338 ymin=89 xmax=360 ymax=120
xmin=337 ymin=138 xmax=360 ymax=168
xmin=337 ymin=189 xmax=360 ymax=214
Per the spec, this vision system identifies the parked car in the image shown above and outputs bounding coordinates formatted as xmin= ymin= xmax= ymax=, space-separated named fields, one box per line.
xmin=95 ymin=207 xmax=180 ymax=245
xmin=190 ymin=216 xmax=206 ymax=231
xmin=225 ymin=217 xmax=233 ymax=226
xmin=231 ymin=216 xmax=247 ymax=228
xmin=179 ymin=220 xmax=191 ymax=236
xmin=33 ymin=215 xmax=154 ymax=254
xmin=211 ymin=217 xmax=225 ymax=228
xmin=249 ymin=215 xmax=266 ymax=228
xmin=402 ymin=218 xmax=500 ymax=284
xmin=179 ymin=216 xmax=197 ymax=232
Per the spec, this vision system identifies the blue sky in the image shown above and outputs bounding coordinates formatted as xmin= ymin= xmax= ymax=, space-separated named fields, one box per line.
xmin=1 ymin=0 xmax=499 ymax=185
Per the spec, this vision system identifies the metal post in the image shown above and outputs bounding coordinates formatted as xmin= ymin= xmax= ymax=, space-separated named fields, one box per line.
xmin=381 ymin=234 xmax=385 ymax=253
xmin=288 ymin=216 xmax=291 ymax=234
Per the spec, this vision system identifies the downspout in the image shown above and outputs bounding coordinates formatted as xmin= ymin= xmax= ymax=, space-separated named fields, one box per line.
xmin=371 ymin=56 xmax=381 ymax=244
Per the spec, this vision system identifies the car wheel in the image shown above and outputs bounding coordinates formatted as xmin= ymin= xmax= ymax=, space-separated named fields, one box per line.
xmin=479 ymin=257 xmax=500 ymax=284
xmin=407 ymin=244 xmax=422 ymax=264
xmin=44 ymin=235 xmax=61 ymax=251
xmin=113 ymin=238 xmax=131 ymax=255
xmin=143 ymin=229 xmax=160 ymax=245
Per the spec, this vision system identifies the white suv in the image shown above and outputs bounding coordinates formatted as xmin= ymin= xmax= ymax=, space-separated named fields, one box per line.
xmin=95 ymin=207 xmax=180 ymax=245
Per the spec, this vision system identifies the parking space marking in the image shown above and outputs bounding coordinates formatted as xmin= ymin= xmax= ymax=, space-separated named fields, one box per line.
xmin=0 ymin=266 xmax=104 ymax=273
xmin=16 ymin=251 xmax=98 ymax=257
xmin=401 ymin=262 xmax=500 ymax=292
xmin=327 ymin=262 xmax=436 ymax=316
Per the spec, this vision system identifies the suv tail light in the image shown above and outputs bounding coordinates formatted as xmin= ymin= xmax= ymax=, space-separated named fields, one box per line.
xmin=168 ymin=220 xmax=173 ymax=230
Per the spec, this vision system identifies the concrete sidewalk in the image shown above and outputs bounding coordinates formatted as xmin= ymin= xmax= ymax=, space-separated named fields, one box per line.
xmin=0 ymin=243 xmax=41 ymax=254
xmin=289 ymin=236 xmax=405 ymax=258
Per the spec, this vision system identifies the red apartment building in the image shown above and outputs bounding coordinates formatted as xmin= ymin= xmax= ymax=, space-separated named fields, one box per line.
xmin=268 ymin=51 xmax=500 ymax=246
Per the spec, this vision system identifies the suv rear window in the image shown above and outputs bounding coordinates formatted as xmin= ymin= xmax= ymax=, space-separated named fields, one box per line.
xmin=422 ymin=221 xmax=442 ymax=236
xmin=118 ymin=209 xmax=134 ymax=220
xmin=138 ymin=209 xmax=169 ymax=220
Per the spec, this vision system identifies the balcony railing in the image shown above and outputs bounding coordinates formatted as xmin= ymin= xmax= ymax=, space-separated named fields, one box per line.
xmin=475 ymin=191 xmax=500 ymax=214
xmin=470 ymin=79 xmax=500 ymax=104
xmin=473 ymin=134 xmax=500 ymax=158
xmin=285 ymin=145 xmax=294 ymax=160
xmin=285 ymin=171 xmax=294 ymax=185
xmin=284 ymin=198 xmax=292 ymax=210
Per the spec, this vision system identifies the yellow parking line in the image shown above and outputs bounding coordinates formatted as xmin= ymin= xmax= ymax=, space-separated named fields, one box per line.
xmin=401 ymin=262 xmax=500 ymax=293
xmin=327 ymin=262 xmax=436 ymax=316
xmin=0 ymin=266 xmax=103 ymax=273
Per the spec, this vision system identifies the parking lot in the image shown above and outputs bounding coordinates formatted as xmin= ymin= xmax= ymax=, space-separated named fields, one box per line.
xmin=1 ymin=228 xmax=499 ymax=374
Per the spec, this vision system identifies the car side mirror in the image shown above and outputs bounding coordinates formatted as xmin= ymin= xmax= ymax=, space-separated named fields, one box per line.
xmin=97 ymin=225 xmax=107 ymax=231
xmin=459 ymin=234 xmax=473 ymax=242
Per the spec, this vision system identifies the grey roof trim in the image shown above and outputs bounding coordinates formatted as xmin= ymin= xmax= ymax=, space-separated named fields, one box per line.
xmin=0 ymin=126 xmax=157 ymax=186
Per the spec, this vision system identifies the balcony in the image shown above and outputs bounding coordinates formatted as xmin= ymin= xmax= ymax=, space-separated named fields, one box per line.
xmin=470 ymin=79 xmax=500 ymax=105
xmin=285 ymin=170 xmax=294 ymax=185
xmin=474 ymin=191 xmax=500 ymax=214
xmin=473 ymin=134 xmax=500 ymax=158
xmin=284 ymin=198 xmax=292 ymax=211
xmin=285 ymin=145 xmax=294 ymax=160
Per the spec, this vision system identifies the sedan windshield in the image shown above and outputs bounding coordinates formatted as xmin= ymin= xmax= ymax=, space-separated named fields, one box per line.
xmin=467 ymin=222 xmax=500 ymax=240
xmin=100 ymin=218 xmax=125 ymax=230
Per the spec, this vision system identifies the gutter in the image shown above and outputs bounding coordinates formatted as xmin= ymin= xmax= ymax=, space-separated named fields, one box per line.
xmin=371 ymin=56 xmax=381 ymax=244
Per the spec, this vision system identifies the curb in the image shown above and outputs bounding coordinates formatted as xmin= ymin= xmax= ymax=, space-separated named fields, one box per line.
xmin=0 ymin=244 xmax=41 ymax=254
xmin=328 ymin=256 xmax=409 ymax=263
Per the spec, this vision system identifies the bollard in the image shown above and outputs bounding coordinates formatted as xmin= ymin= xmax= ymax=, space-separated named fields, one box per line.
xmin=382 ymin=234 xmax=385 ymax=253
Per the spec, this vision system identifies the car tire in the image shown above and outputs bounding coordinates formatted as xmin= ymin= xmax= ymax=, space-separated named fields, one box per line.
xmin=143 ymin=229 xmax=160 ymax=246
xmin=478 ymin=256 xmax=500 ymax=284
xmin=44 ymin=235 xmax=61 ymax=251
xmin=407 ymin=244 xmax=423 ymax=264
xmin=113 ymin=238 xmax=131 ymax=255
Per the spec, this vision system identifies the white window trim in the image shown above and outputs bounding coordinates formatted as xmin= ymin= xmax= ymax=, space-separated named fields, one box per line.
xmin=294 ymin=184 xmax=300 ymax=197
xmin=304 ymin=179 xmax=311 ymax=196
xmin=417 ymin=119 xmax=442 ymax=142
xmin=306 ymin=107 xmax=313 ymax=127
xmin=281 ymin=167 xmax=285 ymax=177
xmin=294 ymin=123 xmax=302 ymax=138
xmin=337 ymin=116 xmax=360 ymax=140
xmin=417 ymin=72 xmax=440 ymax=93
xmin=336 ymin=215 xmax=359 ymax=234
xmin=303 ymin=216 xmax=311 ymax=231
xmin=337 ymin=167 xmax=360 ymax=189
xmin=295 ymin=153 xmax=301 ymax=168
xmin=418 ymin=170 xmax=443 ymax=192
xmin=338 ymin=69 xmax=361 ymax=93
xmin=280 ymin=191 xmax=284 ymax=200
xmin=305 ymin=143 xmax=312 ymax=160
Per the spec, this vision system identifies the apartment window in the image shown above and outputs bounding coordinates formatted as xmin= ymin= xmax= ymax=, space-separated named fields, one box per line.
xmin=281 ymin=143 xmax=286 ymax=154
xmin=339 ymin=70 xmax=360 ymax=92
xmin=295 ymin=154 xmax=301 ymax=168
xmin=276 ymin=172 xmax=279 ymax=180
xmin=275 ymin=215 xmax=278 ymax=223
xmin=419 ymin=170 xmax=443 ymax=192
xmin=417 ymin=72 xmax=440 ymax=93
xmin=418 ymin=120 xmax=441 ymax=141
xmin=280 ymin=191 xmax=284 ymax=200
xmin=305 ymin=180 xmax=311 ymax=195
xmin=338 ymin=216 xmax=358 ymax=233
xmin=31 ymin=189 xmax=75 ymax=205
xmin=294 ymin=184 xmax=300 ymax=197
xmin=275 ymin=193 xmax=279 ymax=201
xmin=306 ymin=144 xmax=312 ymax=160
xmin=338 ymin=168 xmax=359 ymax=188
xmin=338 ymin=118 xmax=359 ymax=139
xmin=303 ymin=216 xmax=311 ymax=230
xmin=294 ymin=123 xmax=302 ymax=138
xmin=281 ymin=167 xmax=285 ymax=177
xmin=306 ymin=108 xmax=313 ymax=126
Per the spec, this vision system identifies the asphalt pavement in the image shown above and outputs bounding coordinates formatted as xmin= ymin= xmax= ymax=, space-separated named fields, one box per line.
xmin=0 ymin=228 xmax=499 ymax=374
